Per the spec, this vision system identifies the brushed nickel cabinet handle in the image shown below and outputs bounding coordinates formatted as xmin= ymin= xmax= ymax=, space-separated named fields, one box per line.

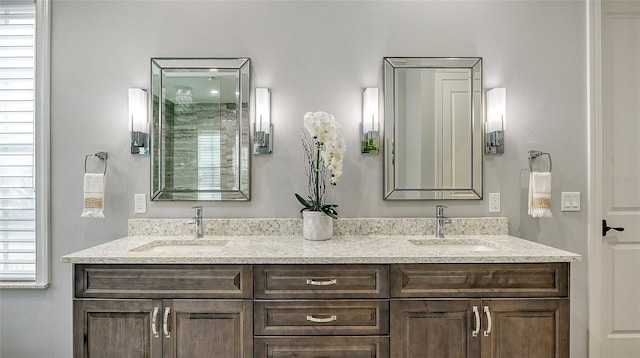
xmin=472 ymin=306 xmax=480 ymax=337
xmin=163 ymin=307 xmax=171 ymax=338
xmin=151 ymin=307 xmax=160 ymax=338
xmin=483 ymin=306 xmax=492 ymax=337
xmin=306 ymin=315 xmax=337 ymax=323
xmin=305 ymin=278 xmax=337 ymax=286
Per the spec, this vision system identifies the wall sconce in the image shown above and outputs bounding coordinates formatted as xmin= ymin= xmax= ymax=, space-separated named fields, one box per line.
xmin=129 ymin=88 xmax=148 ymax=155
xmin=486 ymin=87 xmax=506 ymax=154
xmin=254 ymin=88 xmax=272 ymax=154
xmin=362 ymin=87 xmax=379 ymax=154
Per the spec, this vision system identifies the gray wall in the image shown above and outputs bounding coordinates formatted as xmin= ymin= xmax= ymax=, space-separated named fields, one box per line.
xmin=0 ymin=1 xmax=588 ymax=357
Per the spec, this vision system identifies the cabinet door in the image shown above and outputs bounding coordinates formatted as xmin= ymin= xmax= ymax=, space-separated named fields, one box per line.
xmin=481 ymin=299 xmax=569 ymax=358
xmin=73 ymin=300 xmax=162 ymax=358
xmin=391 ymin=300 xmax=481 ymax=358
xmin=163 ymin=299 xmax=252 ymax=358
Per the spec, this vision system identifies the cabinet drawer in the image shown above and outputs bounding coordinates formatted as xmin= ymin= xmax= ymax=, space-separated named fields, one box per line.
xmin=391 ymin=263 xmax=569 ymax=298
xmin=75 ymin=264 xmax=252 ymax=298
xmin=254 ymin=264 xmax=388 ymax=298
xmin=254 ymin=300 xmax=389 ymax=335
xmin=255 ymin=337 xmax=389 ymax=358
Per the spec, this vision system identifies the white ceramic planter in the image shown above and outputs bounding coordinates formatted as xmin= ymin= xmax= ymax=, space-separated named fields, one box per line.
xmin=302 ymin=211 xmax=333 ymax=241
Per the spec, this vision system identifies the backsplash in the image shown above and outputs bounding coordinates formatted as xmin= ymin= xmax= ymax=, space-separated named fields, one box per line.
xmin=128 ymin=217 xmax=509 ymax=237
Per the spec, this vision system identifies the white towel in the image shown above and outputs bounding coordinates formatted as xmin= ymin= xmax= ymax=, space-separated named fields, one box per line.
xmin=81 ymin=173 xmax=105 ymax=218
xmin=528 ymin=172 xmax=552 ymax=218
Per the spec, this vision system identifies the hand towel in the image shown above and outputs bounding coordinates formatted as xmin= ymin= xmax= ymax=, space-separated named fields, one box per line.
xmin=81 ymin=173 xmax=105 ymax=218
xmin=528 ymin=172 xmax=552 ymax=218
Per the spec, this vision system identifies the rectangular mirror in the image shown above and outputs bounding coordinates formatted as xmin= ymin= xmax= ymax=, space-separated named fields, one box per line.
xmin=383 ymin=57 xmax=483 ymax=200
xmin=151 ymin=58 xmax=250 ymax=201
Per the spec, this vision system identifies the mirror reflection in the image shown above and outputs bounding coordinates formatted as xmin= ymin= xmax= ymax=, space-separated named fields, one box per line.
xmin=151 ymin=58 xmax=250 ymax=201
xmin=384 ymin=57 xmax=483 ymax=200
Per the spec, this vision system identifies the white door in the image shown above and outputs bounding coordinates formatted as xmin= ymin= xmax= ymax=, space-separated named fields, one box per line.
xmin=600 ymin=1 xmax=640 ymax=356
xmin=435 ymin=71 xmax=472 ymax=196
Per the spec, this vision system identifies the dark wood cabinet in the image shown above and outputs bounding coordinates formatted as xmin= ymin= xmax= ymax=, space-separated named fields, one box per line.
xmin=389 ymin=263 xmax=570 ymax=358
xmin=72 ymin=262 xmax=570 ymax=358
xmin=74 ymin=299 xmax=162 ymax=358
xmin=73 ymin=265 xmax=253 ymax=358
xmin=164 ymin=299 xmax=252 ymax=358
xmin=480 ymin=299 xmax=569 ymax=358
xmin=389 ymin=299 xmax=569 ymax=358
xmin=390 ymin=299 xmax=481 ymax=358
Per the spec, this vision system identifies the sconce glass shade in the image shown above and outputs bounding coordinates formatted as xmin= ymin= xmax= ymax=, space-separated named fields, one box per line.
xmin=129 ymin=88 xmax=148 ymax=154
xmin=254 ymin=87 xmax=272 ymax=154
xmin=486 ymin=87 xmax=505 ymax=154
xmin=362 ymin=87 xmax=379 ymax=154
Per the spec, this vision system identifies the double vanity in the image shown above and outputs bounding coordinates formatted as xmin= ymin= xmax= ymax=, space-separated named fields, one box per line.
xmin=66 ymin=52 xmax=577 ymax=357
xmin=63 ymin=218 xmax=580 ymax=358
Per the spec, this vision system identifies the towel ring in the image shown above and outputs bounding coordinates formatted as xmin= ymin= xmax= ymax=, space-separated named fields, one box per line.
xmin=528 ymin=150 xmax=552 ymax=172
xmin=84 ymin=152 xmax=108 ymax=174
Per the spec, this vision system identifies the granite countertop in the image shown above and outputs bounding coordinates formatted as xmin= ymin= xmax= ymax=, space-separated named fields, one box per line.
xmin=61 ymin=234 xmax=581 ymax=264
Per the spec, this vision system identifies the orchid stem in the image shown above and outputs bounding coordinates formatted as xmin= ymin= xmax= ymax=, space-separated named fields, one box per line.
xmin=315 ymin=143 xmax=321 ymax=210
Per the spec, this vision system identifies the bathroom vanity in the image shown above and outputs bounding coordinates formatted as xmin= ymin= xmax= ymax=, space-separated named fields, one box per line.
xmin=63 ymin=221 xmax=579 ymax=358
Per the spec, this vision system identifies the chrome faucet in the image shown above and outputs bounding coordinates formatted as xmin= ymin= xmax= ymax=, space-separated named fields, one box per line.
xmin=435 ymin=205 xmax=452 ymax=238
xmin=189 ymin=206 xmax=203 ymax=239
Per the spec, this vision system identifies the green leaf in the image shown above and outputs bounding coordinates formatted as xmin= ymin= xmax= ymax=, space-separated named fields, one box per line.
xmin=295 ymin=193 xmax=313 ymax=208
xmin=321 ymin=205 xmax=338 ymax=219
xmin=322 ymin=208 xmax=338 ymax=219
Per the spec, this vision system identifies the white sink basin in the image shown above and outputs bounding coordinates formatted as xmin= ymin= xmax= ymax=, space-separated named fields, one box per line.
xmin=409 ymin=238 xmax=497 ymax=252
xmin=130 ymin=239 xmax=228 ymax=254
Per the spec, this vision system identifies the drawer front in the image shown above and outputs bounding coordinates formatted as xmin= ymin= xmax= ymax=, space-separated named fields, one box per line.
xmin=254 ymin=264 xmax=389 ymax=298
xmin=255 ymin=337 xmax=389 ymax=358
xmin=75 ymin=264 xmax=252 ymax=298
xmin=254 ymin=300 xmax=389 ymax=335
xmin=391 ymin=263 xmax=569 ymax=298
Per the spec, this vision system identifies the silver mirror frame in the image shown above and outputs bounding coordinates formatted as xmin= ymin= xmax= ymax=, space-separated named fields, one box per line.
xmin=383 ymin=57 xmax=484 ymax=200
xmin=150 ymin=58 xmax=251 ymax=201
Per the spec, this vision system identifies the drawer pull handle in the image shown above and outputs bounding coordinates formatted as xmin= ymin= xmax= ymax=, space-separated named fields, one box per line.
xmin=151 ymin=307 xmax=160 ymax=338
xmin=483 ymin=306 xmax=492 ymax=337
xmin=163 ymin=307 xmax=171 ymax=338
xmin=306 ymin=315 xmax=337 ymax=323
xmin=472 ymin=306 xmax=480 ymax=337
xmin=305 ymin=278 xmax=337 ymax=286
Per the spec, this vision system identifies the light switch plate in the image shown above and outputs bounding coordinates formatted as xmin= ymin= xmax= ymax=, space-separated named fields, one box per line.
xmin=561 ymin=192 xmax=580 ymax=212
xmin=488 ymin=193 xmax=501 ymax=213
xmin=134 ymin=194 xmax=146 ymax=214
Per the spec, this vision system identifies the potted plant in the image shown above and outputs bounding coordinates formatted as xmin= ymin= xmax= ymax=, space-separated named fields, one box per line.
xmin=295 ymin=111 xmax=345 ymax=240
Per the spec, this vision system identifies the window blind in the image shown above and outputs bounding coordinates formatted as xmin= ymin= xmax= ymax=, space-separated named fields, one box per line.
xmin=197 ymin=129 xmax=222 ymax=200
xmin=0 ymin=1 xmax=36 ymax=281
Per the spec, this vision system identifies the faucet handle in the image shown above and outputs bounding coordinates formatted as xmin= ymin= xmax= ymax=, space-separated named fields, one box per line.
xmin=436 ymin=205 xmax=447 ymax=217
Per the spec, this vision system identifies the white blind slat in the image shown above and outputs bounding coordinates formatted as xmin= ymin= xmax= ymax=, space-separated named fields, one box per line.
xmin=0 ymin=1 xmax=36 ymax=282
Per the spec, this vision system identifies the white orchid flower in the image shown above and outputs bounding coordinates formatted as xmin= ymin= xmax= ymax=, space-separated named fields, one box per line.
xmin=296 ymin=111 xmax=345 ymax=217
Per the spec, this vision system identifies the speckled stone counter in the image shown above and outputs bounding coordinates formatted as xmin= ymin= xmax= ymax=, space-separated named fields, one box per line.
xmin=62 ymin=217 xmax=579 ymax=264
xmin=62 ymin=235 xmax=580 ymax=265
